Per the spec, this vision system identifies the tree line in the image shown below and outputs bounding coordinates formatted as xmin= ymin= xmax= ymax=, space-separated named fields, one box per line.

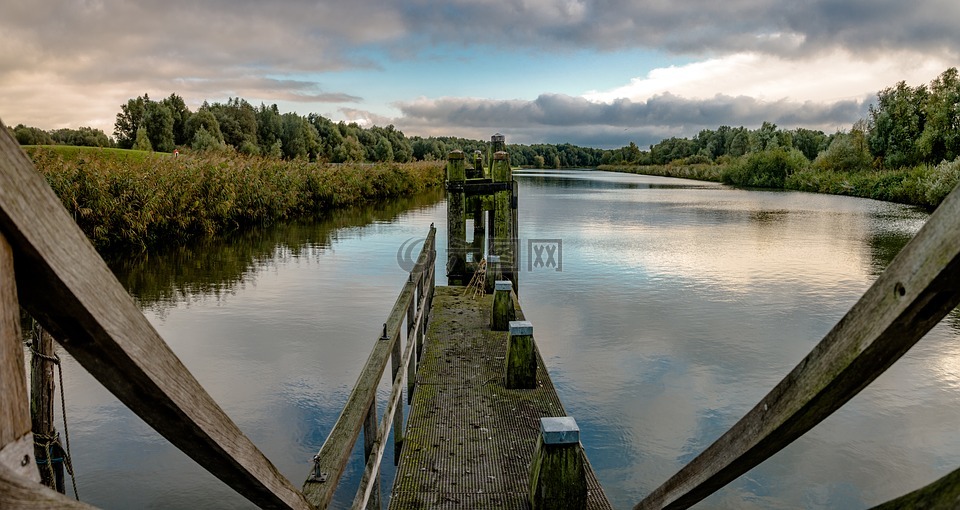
xmin=10 ymin=94 xmax=605 ymax=167
xmin=606 ymin=67 xmax=960 ymax=173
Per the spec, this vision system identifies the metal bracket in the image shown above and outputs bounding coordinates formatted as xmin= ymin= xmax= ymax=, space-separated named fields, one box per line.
xmin=379 ymin=322 xmax=388 ymax=341
xmin=308 ymin=454 xmax=328 ymax=483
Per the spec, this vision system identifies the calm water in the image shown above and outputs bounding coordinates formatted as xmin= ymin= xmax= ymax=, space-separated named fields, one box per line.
xmin=49 ymin=169 xmax=960 ymax=509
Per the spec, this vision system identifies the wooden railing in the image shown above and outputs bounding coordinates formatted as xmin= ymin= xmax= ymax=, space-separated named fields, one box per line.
xmin=0 ymin=120 xmax=436 ymax=509
xmin=301 ymin=226 xmax=436 ymax=509
xmin=634 ymin=180 xmax=960 ymax=508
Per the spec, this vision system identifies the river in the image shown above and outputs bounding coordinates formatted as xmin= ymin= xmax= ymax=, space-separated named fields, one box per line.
xmin=51 ymin=169 xmax=960 ymax=509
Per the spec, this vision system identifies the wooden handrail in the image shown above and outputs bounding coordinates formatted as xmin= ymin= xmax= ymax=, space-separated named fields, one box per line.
xmin=0 ymin=121 xmax=311 ymax=509
xmin=636 ymin=181 xmax=960 ymax=509
xmin=302 ymin=227 xmax=436 ymax=509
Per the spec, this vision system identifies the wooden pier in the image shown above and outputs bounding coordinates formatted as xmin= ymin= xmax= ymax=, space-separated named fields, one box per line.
xmin=4 ymin=124 xmax=960 ymax=509
xmin=390 ymin=286 xmax=612 ymax=509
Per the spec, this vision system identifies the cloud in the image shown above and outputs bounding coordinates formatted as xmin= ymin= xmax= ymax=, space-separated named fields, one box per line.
xmin=394 ymin=92 xmax=868 ymax=148
xmin=395 ymin=0 xmax=960 ymax=58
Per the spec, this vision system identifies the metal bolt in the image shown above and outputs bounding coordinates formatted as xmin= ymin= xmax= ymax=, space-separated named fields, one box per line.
xmin=21 ymin=454 xmax=29 ymax=466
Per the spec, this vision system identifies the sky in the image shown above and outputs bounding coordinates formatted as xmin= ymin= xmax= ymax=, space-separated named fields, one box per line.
xmin=2 ymin=0 xmax=958 ymax=149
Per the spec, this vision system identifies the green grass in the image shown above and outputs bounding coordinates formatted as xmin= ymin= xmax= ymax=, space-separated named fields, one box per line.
xmin=27 ymin=146 xmax=445 ymax=251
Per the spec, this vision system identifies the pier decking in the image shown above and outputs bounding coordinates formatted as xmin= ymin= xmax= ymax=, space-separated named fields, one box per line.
xmin=390 ymin=286 xmax=612 ymax=509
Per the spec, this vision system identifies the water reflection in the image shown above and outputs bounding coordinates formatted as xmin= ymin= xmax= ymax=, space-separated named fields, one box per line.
xmin=59 ymin=169 xmax=960 ymax=509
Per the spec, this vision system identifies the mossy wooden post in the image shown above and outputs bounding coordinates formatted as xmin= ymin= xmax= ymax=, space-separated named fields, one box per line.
xmin=506 ymin=320 xmax=536 ymax=389
xmin=30 ymin=327 xmax=64 ymax=492
xmin=446 ymin=151 xmax=466 ymax=284
xmin=491 ymin=280 xmax=516 ymax=330
xmin=529 ymin=416 xmax=587 ymax=510
xmin=492 ymin=151 xmax=514 ymax=284
xmin=484 ymin=255 xmax=501 ymax=294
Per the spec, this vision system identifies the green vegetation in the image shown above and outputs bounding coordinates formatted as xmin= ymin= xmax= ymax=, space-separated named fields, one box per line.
xmin=600 ymin=67 xmax=960 ymax=209
xmin=26 ymin=146 xmax=444 ymax=250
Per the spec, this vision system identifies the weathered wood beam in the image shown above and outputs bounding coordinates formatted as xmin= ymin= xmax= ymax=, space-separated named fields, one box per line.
xmin=636 ymin=181 xmax=960 ymax=509
xmin=0 ymin=231 xmax=40 ymax=486
xmin=0 ymin=461 xmax=94 ymax=509
xmin=870 ymin=465 xmax=960 ymax=509
xmin=0 ymin=120 xmax=310 ymax=509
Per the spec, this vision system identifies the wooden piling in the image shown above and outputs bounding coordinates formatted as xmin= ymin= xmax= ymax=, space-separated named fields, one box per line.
xmin=529 ymin=417 xmax=587 ymax=510
xmin=491 ymin=280 xmax=515 ymax=331
xmin=492 ymin=152 xmax=514 ymax=284
xmin=446 ymin=151 xmax=466 ymax=283
xmin=30 ymin=327 xmax=64 ymax=492
xmin=484 ymin=255 xmax=500 ymax=294
xmin=506 ymin=321 xmax=537 ymax=389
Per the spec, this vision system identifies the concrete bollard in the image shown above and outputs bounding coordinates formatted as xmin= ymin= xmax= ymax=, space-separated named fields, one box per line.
xmin=506 ymin=320 xmax=536 ymax=389
xmin=529 ymin=416 xmax=587 ymax=510
xmin=485 ymin=255 xmax=501 ymax=294
xmin=491 ymin=280 xmax=515 ymax=330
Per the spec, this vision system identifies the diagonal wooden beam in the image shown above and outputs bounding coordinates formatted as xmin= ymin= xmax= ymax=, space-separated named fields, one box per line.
xmin=636 ymin=180 xmax=960 ymax=509
xmin=0 ymin=120 xmax=311 ymax=509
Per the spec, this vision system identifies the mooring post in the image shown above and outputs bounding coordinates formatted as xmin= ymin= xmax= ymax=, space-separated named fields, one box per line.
xmin=491 ymin=280 xmax=516 ymax=331
xmin=485 ymin=255 xmax=501 ymax=294
xmin=506 ymin=320 xmax=537 ymax=389
xmin=529 ymin=416 xmax=587 ymax=510
xmin=446 ymin=151 xmax=466 ymax=284
xmin=492 ymin=151 xmax=514 ymax=283
xmin=30 ymin=327 xmax=64 ymax=492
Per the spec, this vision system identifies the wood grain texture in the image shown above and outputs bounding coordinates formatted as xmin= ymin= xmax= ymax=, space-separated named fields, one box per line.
xmin=0 ymin=120 xmax=310 ymax=509
xmin=0 ymin=232 xmax=30 ymax=451
xmin=0 ymin=460 xmax=94 ymax=509
xmin=636 ymin=182 xmax=960 ymax=509
xmin=303 ymin=227 xmax=435 ymax=509
xmin=871 ymin=465 xmax=960 ymax=509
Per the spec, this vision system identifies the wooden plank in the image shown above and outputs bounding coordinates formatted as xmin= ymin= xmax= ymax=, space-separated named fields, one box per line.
xmin=870 ymin=465 xmax=960 ymax=509
xmin=0 ymin=121 xmax=310 ymax=509
xmin=0 ymin=460 xmax=94 ymax=509
xmin=0 ymin=230 xmax=40 ymax=485
xmin=635 ymin=182 xmax=960 ymax=510
xmin=303 ymin=228 xmax=435 ymax=508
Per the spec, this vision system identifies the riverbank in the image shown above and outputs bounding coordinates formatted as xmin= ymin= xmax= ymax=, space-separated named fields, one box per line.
xmin=27 ymin=146 xmax=445 ymax=250
xmin=599 ymin=157 xmax=960 ymax=210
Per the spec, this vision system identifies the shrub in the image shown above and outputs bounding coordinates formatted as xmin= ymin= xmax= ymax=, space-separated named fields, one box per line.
xmin=722 ymin=148 xmax=807 ymax=188
xmin=923 ymin=157 xmax=960 ymax=206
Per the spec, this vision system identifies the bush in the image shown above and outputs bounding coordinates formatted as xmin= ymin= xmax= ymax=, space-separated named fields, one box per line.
xmin=722 ymin=148 xmax=807 ymax=188
xmin=923 ymin=157 xmax=960 ymax=206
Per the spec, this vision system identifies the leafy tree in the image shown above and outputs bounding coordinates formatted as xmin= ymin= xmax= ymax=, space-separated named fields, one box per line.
xmin=133 ymin=126 xmax=152 ymax=151
xmin=813 ymin=127 xmax=872 ymax=172
xmin=115 ymin=94 xmax=149 ymax=149
xmin=374 ymin=135 xmax=394 ymax=162
xmin=257 ymin=103 xmax=283 ymax=156
xmin=332 ymin=135 xmax=365 ymax=162
xmin=868 ymin=81 xmax=927 ymax=168
xmin=918 ymin=67 xmax=960 ymax=162
xmin=185 ymin=107 xmax=224 ymax=145
xmin=13 ymin=124 xmax=54 ymax=145
xmin=161 ymin=93 xmax=191 ymax=146
xmin=144 ymin=101 xmax=175 ymax=152
xmin=191 ymin=126 xmax=226 ymax=152
xmin=50 ymin=127 xmax=112 ymax=147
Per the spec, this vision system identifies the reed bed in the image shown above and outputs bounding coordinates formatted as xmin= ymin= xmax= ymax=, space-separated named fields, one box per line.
xmin=27 ymin=147 xmax=445 ymax=250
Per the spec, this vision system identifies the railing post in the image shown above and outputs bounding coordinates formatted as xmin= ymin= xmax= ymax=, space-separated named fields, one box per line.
xmin=506 ymin=321 xmax=537 ymax=389
xmin=391 ymin=321 xmax=404 ymax=459
xmin=529 ymin=417 xmax=587 ymax=510
xmin=491 ymin=280 xmax=515 ymax=331
xmin=362 ymin=398 xmax=381 ymax=510
xmin=0 ymin=232 xmax=41 ymax=484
